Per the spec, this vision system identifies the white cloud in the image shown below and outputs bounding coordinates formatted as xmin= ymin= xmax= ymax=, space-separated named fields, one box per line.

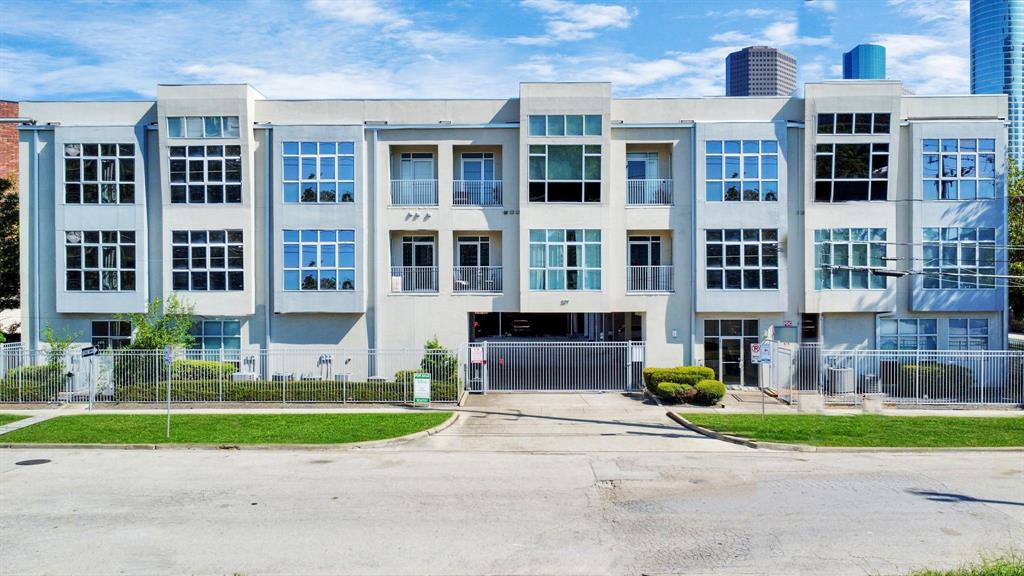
xmin=806 ymin=0 xmax=837 ymax=13
xmin=872 ymin=0 xmax=970 ymax=95
xmin=307 ymin=0 xmax=411 ymax=28
xmin=509 ymin=0 xmax=635 ymax=45
xmin=711 ymin=19 xmax=830 ymax=48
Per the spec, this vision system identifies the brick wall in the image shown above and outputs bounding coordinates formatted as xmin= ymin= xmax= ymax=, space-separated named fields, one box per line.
xmin=0 ymin=101 xmax=19 ymax=182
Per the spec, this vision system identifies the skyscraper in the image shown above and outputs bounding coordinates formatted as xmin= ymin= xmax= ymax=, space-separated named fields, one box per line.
xmin=971 ymin=0 xmax=1024 ymax=162
xmin=843 ymin=44 xmax=886 ymax=79
xmin=725 ymin=46 xmax=797 ymax=96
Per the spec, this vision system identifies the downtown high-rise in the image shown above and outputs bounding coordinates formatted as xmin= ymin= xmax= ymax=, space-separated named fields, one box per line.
xmin=971 ymin=0 xmax=1024 ymax=162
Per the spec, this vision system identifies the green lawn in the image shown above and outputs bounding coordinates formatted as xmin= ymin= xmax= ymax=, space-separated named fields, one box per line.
xmin=0 ymin=412 xmax=452 ymax=445
xmin=906 ymin=554 xmax=1024 ymax=575
xmin=680 ymin=414 xmax=1024 ymax=447
xmin=0 ymin=414 xmax=28 ymax=426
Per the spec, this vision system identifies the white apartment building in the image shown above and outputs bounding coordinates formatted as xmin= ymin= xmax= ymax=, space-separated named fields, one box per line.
xmin=17 ymin=81 xmax=1009 ymax=387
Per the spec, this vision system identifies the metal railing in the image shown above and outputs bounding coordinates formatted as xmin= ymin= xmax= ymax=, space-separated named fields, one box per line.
xmin=453 ymin=180 xmax=502 ymax=206
xmin=453 ymin=266 xmax=503 ymax=292
xmin=626 ymin=265 xmax=673 ymax=292
xmin=626 ymin=179 xmax=673 ymax=205
xmin=390 ymin=266 xmax=439 ymax=293
xmin=466 ymin=341 xmax=645 ymax=392
xmin=390 ymin=180 xmax=438 ymax=205
xmin=0 ymin=346 xmax=462 ymax=404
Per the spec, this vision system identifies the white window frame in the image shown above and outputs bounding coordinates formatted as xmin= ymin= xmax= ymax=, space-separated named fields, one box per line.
xmin=169 ymin=145 xmax=242 ymax=204
xmin=460 ymin=152 xmax=495 ymax=181
xmin=948 ymin=318 xmax=989 ymax=350
xmin=922 ymin=227 xmax=997 ymax=289
xmin=814 ymin=142 xmax=889 ymax=202
xmin=65 ymin=230 xmax=137 ymax=292
xmin=813 ymin=228 xmax=888 ymax=290
xmin=189 ymin=319 xmax=242 ymax=352
xmin=528 ymin=229 xmax=602 ymax=291
xmin=528 ymin=144 xmax=601 ymax=203
xmin=626 ymin=152 xmax=659 ymax=180
xmin=921 ymin=138 xmax=997 ymax=201
xmin=63 ymin=143 xmax=136 ymax=204
xmin=816 ymin=112 xmax=891 ymax=135
xmin=283 ymin=141 xmax=356 ymax=203
xmin=171 ymin=230 xmax=245 ymax=292
xmin=704 ymin=228 xmax=779 ymax=291
xmin=91 ymin=320 xmax=132 ymax=350
xmin=399 ymin=153 xmax=435 ymax=180
xmin=283 ymin=229 xmax=357 ymax=291
xmin=877 ymin=317 xmax=937 ymax=351
xmin=704 ymin=140 xmax=779 ymax=202
xmin=167 ymin=116 xmax=240 ymax=139
xmin=527 ymin=114 xmax=602 ymax=137
xmin=456 ymin=236 xmax=491 ymax=267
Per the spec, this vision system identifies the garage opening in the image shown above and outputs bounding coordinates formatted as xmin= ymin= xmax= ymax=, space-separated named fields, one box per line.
xmin=470 ymin=312 xmax=642 ymax=342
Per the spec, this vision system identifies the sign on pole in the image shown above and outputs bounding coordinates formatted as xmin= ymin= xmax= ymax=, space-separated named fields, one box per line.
xmin=413 ymin=372 xmax=431 ymax=404
xmin=165 ymin=346 xmax=173 ymax=438
xmin=81 ymin=346 xmax=98 ymax=358
xmin=759 ymin=341 xmax=773 ymax=365
xmin=749 ymin=342 xmax=761 ymax=364
xmin=470 ymin=347 xmax=484 ymax=364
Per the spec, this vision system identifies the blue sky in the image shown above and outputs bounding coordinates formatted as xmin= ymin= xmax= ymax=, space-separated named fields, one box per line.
xmin=0 ymin=0 xmax=970 ymax=101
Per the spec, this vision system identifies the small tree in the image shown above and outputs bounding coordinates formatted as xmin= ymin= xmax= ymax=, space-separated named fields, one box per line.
xmin=1009 ymin=157 xmax=1024 ymax=331
xmin=0 ymin=178 xmax=18 ymax=311
xmin=42 ymin=323 xmax=80 ymax=368
xmin=121 ymin=295 xmax=196 ymax=350
xmin=420 ymin=337 xmax=458 ymax=384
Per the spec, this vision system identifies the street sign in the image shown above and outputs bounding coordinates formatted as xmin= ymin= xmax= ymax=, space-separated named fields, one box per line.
xmin=749 ymin=343 xmax=761 ymax=364
xmin=759 ymin=341 xmax=773 ymax=365
xmin=470 ymin=347 xmax=484 ymax=364
xmin=413 ymin=372 xmax=431 ymax=404
xmin=81 ymin=346 xmax=98 ymax=358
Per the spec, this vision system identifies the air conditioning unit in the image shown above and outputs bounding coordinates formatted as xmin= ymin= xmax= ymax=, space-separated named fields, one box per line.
xmin=299 ymin=372 xmax=318 ymax=381
xmin=271 ymin=372 xmax=294 ymax=382
xmin=334 ymin=373 xmax=351 ymax=383
xmin=232 ymin=372 xmax=258 ymax=382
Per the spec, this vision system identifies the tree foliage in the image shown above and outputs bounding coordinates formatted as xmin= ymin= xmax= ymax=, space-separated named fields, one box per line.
xmin=42 ymin=323 xmax=80 ymax=367
xmin=120 ymin=295 xmax=196 ymax=350
xmin=1009 ymin=157 xmax=1024 ymax=331
xmin=0 ymin=178 xmax=19 ymax=310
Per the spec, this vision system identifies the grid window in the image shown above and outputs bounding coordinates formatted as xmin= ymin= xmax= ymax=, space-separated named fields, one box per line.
xmin=813 ymin=228 xmax=887 ymax=290
xmin=91 ymin=320 xmax=132 ymax=350
xmin=878 ymin=318 xmax=937 ymax=351
xmin=528 ymin=229 xmax=601 ymax=290
xmin=527 ymin=114 xmax=602 ymax=136
xmin=528 ymin=144 xmax=601 ymax=202
xmin=705 ymin=140 xmax=779 ymax=202
xmin=705 ymin=229 xmax=779 ymax=290
xmin=814 ymin=143 xmax=889 ymax=202
xmin=167 ymin=116 xmax=240 ymax=139
xmin=283 ymin=141 xmax=356 ymax=203
xmin=948 ymin=318 xmax=989 ymax=350
xmin=189 ymin=320 xmax=241 ymax=352
xmin=171 ymin=230 xmax=244 ymax=291
xmin=816 ymin=112 xmax=890 ymax=134
xmin=63 ymin=143 xmax=136 ymax=204
xmin=922 ymin=227 xmax=996 ymax=289
xmin=169 ymin=145 xmax=242 ymax=204
xmin=65 ymin=230 xmax=137 ymax=291
xmin=922 ymin=139 xmax=997 ymax=200
xmin=283 ymin=229 xmax=356 ymax=291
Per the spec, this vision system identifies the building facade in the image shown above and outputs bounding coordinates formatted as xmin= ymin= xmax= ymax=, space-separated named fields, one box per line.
xmin=725 ymin=46 xmax=798 ymax=97
xmin=971 ymin=0 xmax=1024 ymax=162
xmin=843 ymin=44 xmax=887 ymax=80
xmin=18 ymin=81 xmax=1009 ymax=387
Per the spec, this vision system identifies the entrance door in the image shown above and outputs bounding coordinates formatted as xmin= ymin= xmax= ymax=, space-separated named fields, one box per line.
xmin=401 ymin=236 xmax=435 ymax=291
xmin=720 ymin=338 xmax=743 ymax=386
xmin=704 ymin=319 xmax=759 ymax=387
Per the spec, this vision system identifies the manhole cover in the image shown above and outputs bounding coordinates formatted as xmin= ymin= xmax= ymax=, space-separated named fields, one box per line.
xmin=15 ymin=459 xmax=51 ymax=466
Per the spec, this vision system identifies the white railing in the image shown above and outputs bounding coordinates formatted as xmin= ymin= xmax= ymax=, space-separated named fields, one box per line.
xmin=390 ymin=266 xmax=438 ymax=293
xmin=626 ymin=265 xmax=674 ymax=292
xmin=453 ymin=266 xmax=503 ymax=292
xmin=390 ymin=180 xmax=438 ymax=205
xmin=453 ymin=180 xmax=502 ymax=206
xmin=626 ymin=179 xmax=673 ymax=205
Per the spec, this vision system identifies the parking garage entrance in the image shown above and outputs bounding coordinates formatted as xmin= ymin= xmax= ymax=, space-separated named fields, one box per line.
xmin=466 ymin=313 xmax=645 ymax=392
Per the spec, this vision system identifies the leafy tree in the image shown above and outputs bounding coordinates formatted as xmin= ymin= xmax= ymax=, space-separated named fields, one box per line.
xmin=42 ymin=323 xmax=80 ymax=367
xmin=1009 ymin=157 xmax=1024 ymax=331
xmin=120 ymin=295 xmax=195 ymax=350
xmin=420 ymin=337 xmax=458 ymax=384
xmin=0 ymin=178 xmax=18 ymax=310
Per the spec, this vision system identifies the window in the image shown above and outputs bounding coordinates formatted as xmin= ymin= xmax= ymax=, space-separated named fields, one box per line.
xmin=629 ymin=236 xmax=663 ymax=266
xmin=878 ymin=318 xmax=937 ymax=351
xmin=528 ymin=144 xmax=601 ymax=202
xmin=529 ymin=229 xmax=601 ymax=290
xmin=922 ymin=138 xmax=997 ymax=200
xmin=922 ymin=227 xmax=996 ymax=289
xmin=167 ymin=116 xmax=240 ymax=139
xmin=189 ymin=320 xmax=241 ymax=355
xmin=705 ymin=140 xmax=778 ymax=202
xmin=814 ymin=228 xmax=887 ymax=290
xmin=948 ymin=318 xmax=989 ymax=350
xmin=91 ymin=320 xmax=132 ymax=350
xmin=283 ymin=141 xmax=355 ymax=203
xmin=283 ymin=229 xmax=356 ymax=291
xmin=169 ymin=145 xmax=242 ymax=204
xmin=703 ymin=319 xmax=760 ymax=387
xmin=63 ymin=143 xmax=135 ymax=204
xmin=814 ymin=143 xmax=889 ymax=202
xmin=816 ymin=112 xmax=890 ymax=134
xmin=627 ymin=152 xmax=659 ymax=180
xmin=705 ymin=229 xmax=779 ymax=290
xmin=65 ymin=230 xmax=136 ymax=291
xmin=171 ymin=230 xmax=244 ymax=291
xmin=460 ymin=152 xmax=495 ymax=181
xmin=456 ymin=236 xmax=491 ymax=267
xmin=527 ymin=114 xmax=602 ymax=136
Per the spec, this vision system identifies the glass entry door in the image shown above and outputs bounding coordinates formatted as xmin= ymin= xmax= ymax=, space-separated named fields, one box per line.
xmin=720 ymin=338 xmax=743 ymax=386
xmin=704 ymin=319 xmax=760 ymax=387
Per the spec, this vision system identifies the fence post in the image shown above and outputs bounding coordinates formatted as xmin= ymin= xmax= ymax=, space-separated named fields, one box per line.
xmin=914 ymin=350 xmax=920 ymax=400
xmin=482 ymin=341 xmax=489 ymax=394
xmin=626 ymin=342 xmax=633 ymax=392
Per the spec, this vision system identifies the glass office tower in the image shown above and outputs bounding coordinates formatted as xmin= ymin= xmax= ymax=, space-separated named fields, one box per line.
xmin=843 ymin=44 xmax=886 ymax=79
xmin=971 ymin=0 xmax=1024 ymax=162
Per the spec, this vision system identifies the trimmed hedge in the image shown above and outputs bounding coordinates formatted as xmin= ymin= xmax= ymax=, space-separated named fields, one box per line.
xmin=882 ymin=362 xmax=976 ymax=400
xmin=172 ymin=359 xmax=237 ymax=380
xmin=693 ymin=379 xmax=727 ymax=406
xmin=109 ymin=379 xmax=460 ymax=403
xmin=2 ymin=364 xmax=66 ymax=384
xmin=654 ymin=381 xmax=696 ymax=404
xmin=643 ymin=366 xmax=715 ymax=394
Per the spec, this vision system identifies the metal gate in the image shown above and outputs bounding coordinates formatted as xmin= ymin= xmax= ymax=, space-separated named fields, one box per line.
xmin=464 ymin=341 xmax=645 ymax=392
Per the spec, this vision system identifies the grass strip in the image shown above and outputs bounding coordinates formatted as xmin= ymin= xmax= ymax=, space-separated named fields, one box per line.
xmin=906 ymin=553 xmax=1024 ymax=575
xmin=0 ymin=414 xmax=28 ymax=427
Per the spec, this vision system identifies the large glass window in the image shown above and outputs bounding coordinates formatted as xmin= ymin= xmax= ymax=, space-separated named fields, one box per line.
xmin=171 ymin=230 xmax=244 ymax=291
xmin=922 ymin=227 xmax=996 ymax=289
xmin=283 ymin=141 xmax=356 ymax=203
xmin=814 ymin=228 xmax=887 ymax=290
xmin=878 ymin=318 xmax=937 ymax=351
xmin=528 ymin=229 xmax=601 ymax=290
xmin=705 ymin=140 xmax=778 ymax=202
xmin=814 ymin=143 xmax=889 ymax=202
xmin=65 ymin=230 xmax=136 ymax=292
xmin=527 ymin=114 xmax=602 ymax=136
xmin=704 ymin=319 xmax=760 ymax=387
xmin=922 ymin=138 xmax=997 ymax=200
xmin=63 ymin=143 xmax=135 ymax=204
xmin=169 ymin=145 xmax=242 ymax=204
xmin=528 ymin=144 xmax=601 ymax=202
xmin=189 ymin=320 xmax=241 ymax=352
xmin=91 ymin=320 xmax=132 ymax=350
xmin=816 ymin=112 xmax=890 ymax=134
xmin=705 ymin=229 xmax=779 ymax=290
xmin=167 ymin=116 xmax=240 ymax=139
xmin=948 ymin=318 xmax=989 ymax=350
xmin=283 ymin=229 xmax=356 ymax=291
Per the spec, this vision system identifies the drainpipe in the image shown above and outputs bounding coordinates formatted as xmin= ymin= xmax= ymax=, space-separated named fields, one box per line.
xmin=688 ymin=125 xmax=697 ymax=365
xmin=31 ymin=128 xmax=41 ymax=352
xmin=368 ymin=127 xmax=379 ymax=350
xmin=254 ymin=126 xmax=273 ymax=351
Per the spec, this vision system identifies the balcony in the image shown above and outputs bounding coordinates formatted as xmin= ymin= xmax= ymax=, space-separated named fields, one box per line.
xmin=390 ymin=266 xmax=438 ymax=293
xmin=391 ymin=180 xmax=438 ymax=206
xmin=453 ymin=266 xmax=503 ymax=293
xmin=627 ymin=179 xmax=673 ymax=206
xmin=627 ymin=265 xmax=674 ymax=292
xmin=453 ymin=180 xmax=503 ymax=207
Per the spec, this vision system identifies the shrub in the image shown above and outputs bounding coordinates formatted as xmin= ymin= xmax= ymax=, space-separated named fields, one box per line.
xmin=882 ymin=361 xmax=976 ymax=400
xmin=693 ymin=379 xmax=727 ymax=406
xmin=654 ymin=381 xmax=696 ymax=403
xmin=643 ymin=366 xmax=715 ymax=393
xmin=171 ymin=359 xmax=236 ymax=380
xmin=2 ymin=364 xmax=67 ymax=384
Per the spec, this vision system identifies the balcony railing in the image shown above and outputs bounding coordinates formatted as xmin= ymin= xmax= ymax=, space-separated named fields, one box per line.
xmin=390 ymin=266 xmax=438 ymax=293
xmin=626 ymin=179 xmax=673 ymax=205
xmin=453 ymin=266 xmax=503 ymax=292
xmin=391 ymin=180 xmax=438 ymax=206
xmin=453 ymin=180 xmax=503 ymax=206
xmin=627 ymin=265 xmax=674 ymax=292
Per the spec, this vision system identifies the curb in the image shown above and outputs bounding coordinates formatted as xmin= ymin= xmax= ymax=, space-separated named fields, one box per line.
xmin=666 ymin=412 xmax=757 ymax=448
xmin=0 ymin=411 xmax=459 ymax=452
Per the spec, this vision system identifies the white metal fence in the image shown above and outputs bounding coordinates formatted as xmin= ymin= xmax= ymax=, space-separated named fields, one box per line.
xmin=390 ymin=266 xmax=439 ymax=292
xmin=626 ymin=179 xmax=673 ymax=205
xmin=390 ymin=180 xmax=438 ymax=205
xmin=626 ymin=265 xmax=673 ymax=292
xmin=465 ymin=341 xmax=645 ymax=392
xmin=453 ymin=266 xmax=503 ymax=292
xmin=453 ymin=180 xmax=502 ymax=206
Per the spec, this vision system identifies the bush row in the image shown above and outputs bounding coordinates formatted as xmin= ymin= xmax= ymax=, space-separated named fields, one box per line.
xmin=643 ymin=366 xmax=725 ymax=406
